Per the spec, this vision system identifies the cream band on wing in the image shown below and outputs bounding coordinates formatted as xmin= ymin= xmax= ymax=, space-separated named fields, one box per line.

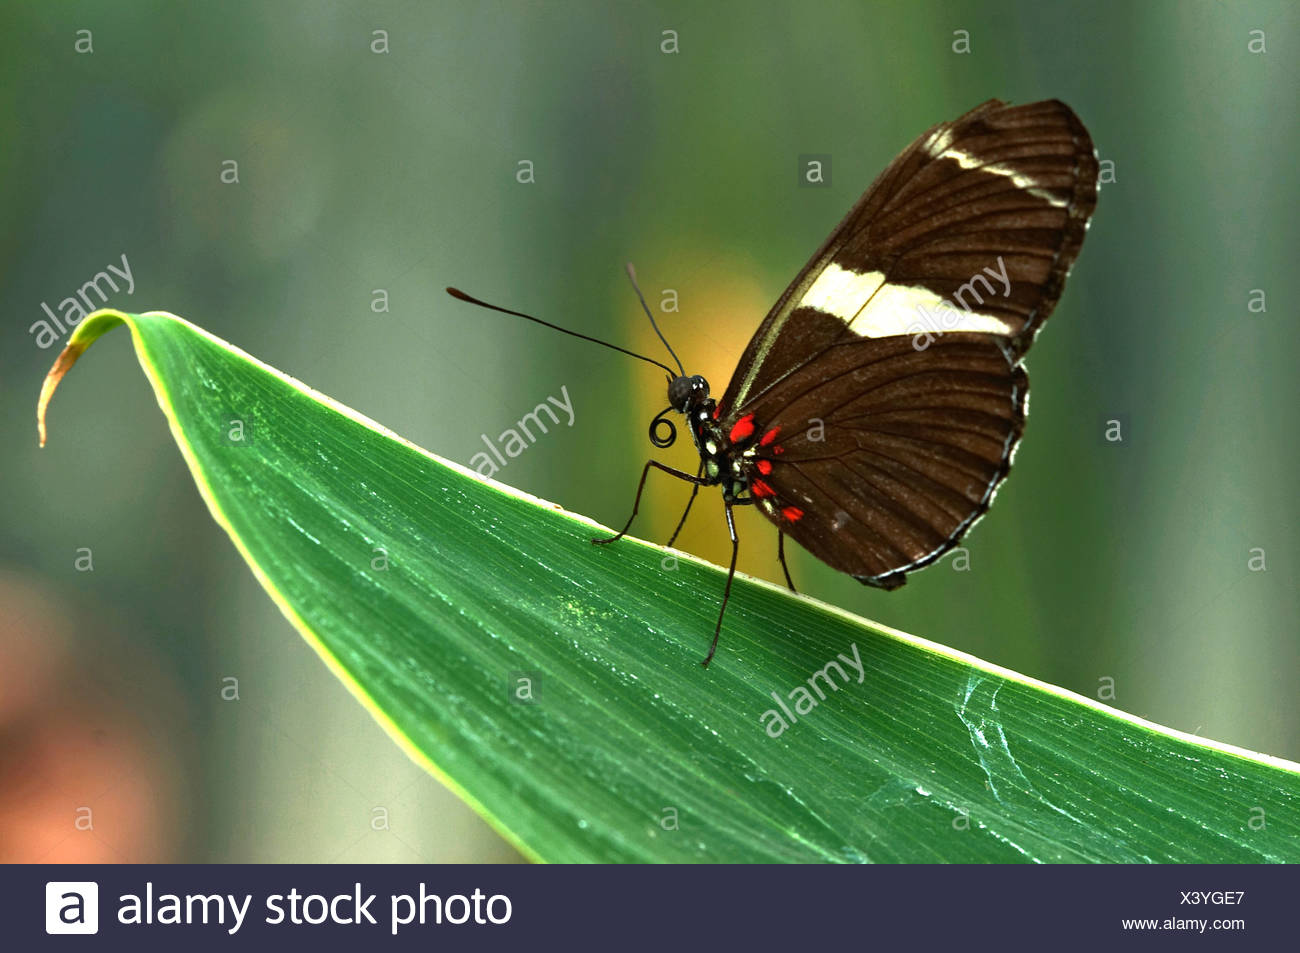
xmin=798 ymin=262 xmax=1017 ymax=339
xmin=926 ymin=128 xmax=1069 ymax=209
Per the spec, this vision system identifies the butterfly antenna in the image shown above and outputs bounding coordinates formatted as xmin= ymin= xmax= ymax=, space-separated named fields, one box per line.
xmin=445 ymin=287 xmax=677 ymax=378
xmin=625 ymin=262 xmax=685 ymax=377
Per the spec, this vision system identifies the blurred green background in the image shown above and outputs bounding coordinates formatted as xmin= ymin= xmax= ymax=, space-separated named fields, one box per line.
xmin=1 ymin=1 xmax=1295 ymax=862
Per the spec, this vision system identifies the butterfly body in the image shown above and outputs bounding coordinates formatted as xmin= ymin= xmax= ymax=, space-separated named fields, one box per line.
xmin=669 ymin=374 xmax=783 ymax=509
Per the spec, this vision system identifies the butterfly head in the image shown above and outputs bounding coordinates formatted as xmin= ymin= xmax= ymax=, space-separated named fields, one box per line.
xmin=667 ymin=373 xmax=710 ymax=413
xmin=648 ymin=374 xmax=713 ymax=449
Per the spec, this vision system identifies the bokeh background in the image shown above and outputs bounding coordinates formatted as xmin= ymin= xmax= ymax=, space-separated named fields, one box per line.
xmin=1 ymin=1 xmax=1295 ymax=862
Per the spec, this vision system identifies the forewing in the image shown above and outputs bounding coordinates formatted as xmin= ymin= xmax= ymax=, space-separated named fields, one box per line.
xmin=721 ymin=99 xmax=1097 ymax=417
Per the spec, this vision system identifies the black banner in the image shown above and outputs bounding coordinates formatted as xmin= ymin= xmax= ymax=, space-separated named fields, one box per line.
xmin=6 ymin=864 xmax=1286 ymax=949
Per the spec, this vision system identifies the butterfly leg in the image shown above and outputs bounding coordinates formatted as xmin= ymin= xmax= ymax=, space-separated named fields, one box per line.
xmin=777 ymin=532 xmax=798 ymax=593
xmin=702 ymin=500 xmax=744 ymax=668
xmin=665 ymin=462 xmax=704 ymax=548
xmin=592 ymin=459 xmax=708 ymax=546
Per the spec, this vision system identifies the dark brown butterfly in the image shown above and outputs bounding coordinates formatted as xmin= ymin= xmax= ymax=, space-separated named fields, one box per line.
xmin=450 ymin=99 xmax=1099 ymax=666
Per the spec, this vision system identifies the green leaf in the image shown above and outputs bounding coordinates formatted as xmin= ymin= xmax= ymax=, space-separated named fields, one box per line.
xmin=39 ymin=309 xmax=1300 ymax=863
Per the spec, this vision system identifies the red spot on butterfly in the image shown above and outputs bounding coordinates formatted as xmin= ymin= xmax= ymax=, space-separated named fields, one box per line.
xmin=759 ymin=426 xmax=781 ymax=446
xmin=752 ymin=479 xmax=775 ymax=498
xmin=781 ymin=506 xmax=804 ymax=522
xmin=773 ymin=445 xmax=786 ymax=455
xmin=756 ymin=459 xmax=772 ymax=475
xmin=729 ymin=413 xmax=755 ymax=442
xmin=712 ymin=404 xmax=721 ymax=420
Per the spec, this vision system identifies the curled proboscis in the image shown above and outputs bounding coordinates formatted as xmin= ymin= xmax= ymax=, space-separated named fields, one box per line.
xmin=648 ymin=406 xmax=677 ymax=448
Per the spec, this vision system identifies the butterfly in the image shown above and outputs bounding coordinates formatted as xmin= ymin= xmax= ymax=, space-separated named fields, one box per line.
xmin=450 ymin=99 xmax=1099 ymax=666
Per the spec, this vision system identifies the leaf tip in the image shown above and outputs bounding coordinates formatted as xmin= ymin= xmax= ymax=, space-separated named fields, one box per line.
xmin=37 ymin=341 xmax=87 ymax=447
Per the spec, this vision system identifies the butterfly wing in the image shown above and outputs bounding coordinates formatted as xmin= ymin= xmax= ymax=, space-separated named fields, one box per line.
xmin=720 ymin=99 xmax=1097 ymax=585
xmin=738 ymin=333 xmax=1026 ymax=587
xmin=721 ymin=99 xmax=1098 ymax=417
